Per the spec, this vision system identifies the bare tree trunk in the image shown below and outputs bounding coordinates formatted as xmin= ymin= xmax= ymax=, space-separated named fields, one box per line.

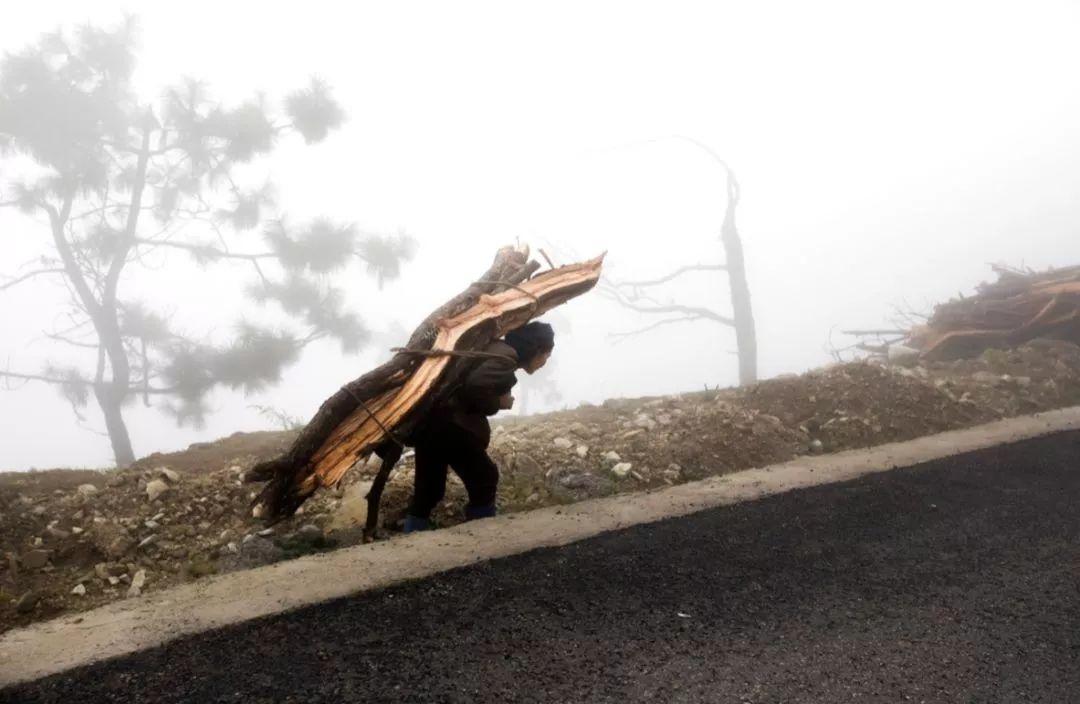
xmin=720 ymin=169 xmax=757 ymax=385
xmin=95 ymin=387 xmax=135 ymax=467
xmin=91 ymin=116 xmax=153 ymax=467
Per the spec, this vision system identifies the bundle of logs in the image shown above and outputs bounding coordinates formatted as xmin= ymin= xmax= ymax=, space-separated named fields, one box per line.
xmin=246 ymin=244 xmax=604 ymax=538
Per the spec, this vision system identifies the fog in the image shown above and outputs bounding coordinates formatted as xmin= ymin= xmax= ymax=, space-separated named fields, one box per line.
xmin=3 ymin=0 xmax=1080 ymax=470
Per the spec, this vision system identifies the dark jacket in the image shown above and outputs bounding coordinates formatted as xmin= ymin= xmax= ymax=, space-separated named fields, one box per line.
xmin=437 ymin=340 xmax=519 ymax=449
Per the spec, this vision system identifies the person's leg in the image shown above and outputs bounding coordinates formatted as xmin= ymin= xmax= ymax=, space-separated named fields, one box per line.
xmin=449 ymin=445 xmax=500 ymax=520
xmin=405 ymin=442 xmax=448 ymax=532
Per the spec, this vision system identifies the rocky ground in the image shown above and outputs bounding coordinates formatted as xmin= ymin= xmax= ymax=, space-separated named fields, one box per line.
xmin=2 ymin=338 xmax=1080 ymax=634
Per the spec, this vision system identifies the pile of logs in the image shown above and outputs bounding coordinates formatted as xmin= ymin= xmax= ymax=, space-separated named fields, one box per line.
xmin=247 ymin=244 xmax=604 ymax=535
xmin=908 ymin=264 xmax=1080 ymax=361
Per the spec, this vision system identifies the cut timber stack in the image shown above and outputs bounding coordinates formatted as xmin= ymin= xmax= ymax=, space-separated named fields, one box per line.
xmin=909 ymin=264 xmax=1080 ymax=361
xmin=248 ymin=244 xmax=604 ymax=525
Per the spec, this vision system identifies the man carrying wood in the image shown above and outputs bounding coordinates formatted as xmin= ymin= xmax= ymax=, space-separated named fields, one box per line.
xmin=403 ymin=321 xmax=555 ymax=532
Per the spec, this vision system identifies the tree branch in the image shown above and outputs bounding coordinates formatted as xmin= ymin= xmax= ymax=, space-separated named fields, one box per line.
xmin=0 ymin=369 xmax=178 ymax=395
xmin=613 ymin=264 xmax=727 ymax=289
xmin=609 ymin=315 xmax=707 ymax=343
xmin=133 ymin=237 xmax=277 ymax=261
xmin=0 ymin=268 xmax=67 ymax=292
xmin=604 ymin=286 xmax=735 ymax=326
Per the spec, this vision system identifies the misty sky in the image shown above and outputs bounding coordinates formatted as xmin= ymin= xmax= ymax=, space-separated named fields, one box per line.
xmin=3 ymin=0 xmax=1080 ymax=470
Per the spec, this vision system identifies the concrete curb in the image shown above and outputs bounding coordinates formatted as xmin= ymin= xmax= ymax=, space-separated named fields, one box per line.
xmin=4 ymin=406 xmax=1080 ymax=686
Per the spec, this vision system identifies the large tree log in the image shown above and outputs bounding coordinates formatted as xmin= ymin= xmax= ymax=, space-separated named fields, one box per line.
xmin=249 ymin=245 xmax=604 ymax=521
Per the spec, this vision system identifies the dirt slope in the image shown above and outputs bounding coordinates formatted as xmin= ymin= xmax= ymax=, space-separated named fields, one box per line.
xmin=2 ymin=339 xmax=1079 ymax=633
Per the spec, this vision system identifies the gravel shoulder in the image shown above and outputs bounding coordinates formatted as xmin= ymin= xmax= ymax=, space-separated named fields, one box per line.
xmin=4 ymin=430 xmax=1079 ymax=703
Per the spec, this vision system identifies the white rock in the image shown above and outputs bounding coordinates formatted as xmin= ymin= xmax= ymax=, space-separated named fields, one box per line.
xmin=296 ymin=524 xmax=323 ymax=541
xmin=553 ymin=437 xmax=573 ymax=450
xmin=602 ymin=451 xmax=622 ymax=464
xmin=127 ymin=569 xmax=146 ymax=597
xmin=258 ymin=528 xmax=274 ymax=537
xmin=144 ymin=520 xmax=160 ymax=530
xmin=575 ymin=445 xmax=589 ymax=458
xmin=159 ymin=467 xmax=181 ymax=483
xmin=72 ymin=584 xmax=87 ymax=596
xmin=633 ymin=414 xmax=657 ymax=430
xmin=76 ymin=484 xmax=98 ymax=497
xmin=145 ymin=479 xmax=169 ymax=502
xmin=611 ymin=462 xmax=632 ymax=479
xmin=71 ymin=526 xmax=84 ymax=535
xmin=227 ymin=541 xmax=240 ymax=554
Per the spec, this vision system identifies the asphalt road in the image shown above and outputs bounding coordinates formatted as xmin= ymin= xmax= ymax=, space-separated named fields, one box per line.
xmin=4 ymin=432 xmax=1079 ymax=703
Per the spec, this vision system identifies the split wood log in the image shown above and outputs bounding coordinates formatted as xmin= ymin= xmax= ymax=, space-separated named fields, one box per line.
xmin=249 ymin=244 xmax=604 ymax=524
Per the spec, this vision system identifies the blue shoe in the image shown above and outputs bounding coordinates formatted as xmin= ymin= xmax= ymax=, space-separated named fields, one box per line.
xmin=464 ymin=503 xmax=497 ymax=521
xmin=403 ymin=515 xmax=432 ymax=533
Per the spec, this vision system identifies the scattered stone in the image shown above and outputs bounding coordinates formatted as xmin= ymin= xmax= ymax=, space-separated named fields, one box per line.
xmin=127 ymin=569 xmax=146 ymax=597
xmin=159 ymin=467 xmax=181 ymax=483
xmin=809 ymin=439 xmax=825 ymax=454
xmin=15 ymin=591 xmax=40 ymax=613
xmin=72 ymin=584 xmax=87 ymax=596
xmin=21 ymin=550 xmax=50 ymax=570
xmin=558 ymin=472 xmax=597 ymax=490
xmin=257 ymin=528 xmax=274 ymax=537
xmin=138 ymin=534 xmax=158 ymax=549
xmin=602 ymin=451 xmax=622 ymax=464
xmin=611 ymin=462 xmax=632 ymax=479
xmin=512 ymin=453 xmax=543 ymax=476
xmin=296 ymin=524 xmax=323 ymax=542
xmin=46 ymin=526 xmax=70 ymax=540
xmin=575 ymin=445 xmax=589 ymax=458
xmin=552 ymin=437 xmax=573 ymax=450
xmin=568 ymin=422 xmax=590 ymax=437
xmin=634 ymin=414 xmax=657 ymax=430
xmin=71 ymin=526 xmax=84 ymax=535
xmin=146 ymin=479 xmax=170 ymax=502
xmin=76 ymin=484 xmax=98 ymax=497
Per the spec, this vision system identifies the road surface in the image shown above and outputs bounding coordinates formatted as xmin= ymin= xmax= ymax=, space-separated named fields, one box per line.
xmin=3 ymin=431 xmax=1078 ymax=703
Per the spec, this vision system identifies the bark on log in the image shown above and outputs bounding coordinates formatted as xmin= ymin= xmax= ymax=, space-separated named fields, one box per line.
xmin=249 ymin=245 xmax=604 ymax=521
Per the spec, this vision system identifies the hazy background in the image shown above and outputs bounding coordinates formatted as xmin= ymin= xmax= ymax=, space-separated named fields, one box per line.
xmin=3 ymin=0 xmax=1080 ymax=470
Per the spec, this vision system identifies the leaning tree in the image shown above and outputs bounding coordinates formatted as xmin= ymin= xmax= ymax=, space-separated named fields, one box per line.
xmin=0 ymin=20 xmax=414 ymax=466
xmin=604 ymin=136 xmax=757 ymax=385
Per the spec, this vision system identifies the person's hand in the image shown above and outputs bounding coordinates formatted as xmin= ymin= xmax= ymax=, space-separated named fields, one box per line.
xmin=498 ymin=393 xmax=515 ymax=410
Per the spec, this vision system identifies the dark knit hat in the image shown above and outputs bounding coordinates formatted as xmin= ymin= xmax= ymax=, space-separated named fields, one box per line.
xmin=504 ymin=321 xmax=555 ymax=363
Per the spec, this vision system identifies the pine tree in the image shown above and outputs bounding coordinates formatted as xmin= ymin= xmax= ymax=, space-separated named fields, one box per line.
xmin=0 ymin=20 xmax=414 ymax=466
